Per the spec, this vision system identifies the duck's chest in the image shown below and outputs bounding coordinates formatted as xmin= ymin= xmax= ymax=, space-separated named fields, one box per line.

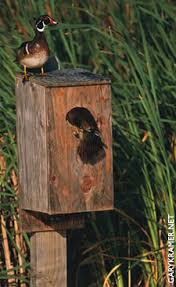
xmin=20 ymin=41 xmax=49 ymax=68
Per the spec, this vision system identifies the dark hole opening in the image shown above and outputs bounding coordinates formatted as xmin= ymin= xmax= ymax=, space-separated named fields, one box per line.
xmin=66 ymin=107 xmax=107 ymax=165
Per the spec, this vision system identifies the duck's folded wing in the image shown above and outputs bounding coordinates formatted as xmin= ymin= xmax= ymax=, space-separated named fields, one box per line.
xmin=16 ymin=41 xmax=34 ymax=61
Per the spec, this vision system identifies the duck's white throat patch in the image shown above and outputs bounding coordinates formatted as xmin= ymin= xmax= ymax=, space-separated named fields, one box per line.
xmin=36 ymin=21 xmax=46 ymax=32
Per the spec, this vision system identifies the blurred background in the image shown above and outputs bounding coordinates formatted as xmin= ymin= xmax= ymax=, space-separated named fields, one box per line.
xmin=0 ymin=0 xmax=176 ymax=286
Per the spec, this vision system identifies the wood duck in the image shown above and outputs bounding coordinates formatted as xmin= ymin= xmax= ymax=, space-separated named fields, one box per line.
xmin=66 ymin=107 xmax=107 ymax=164
xmin=17 ymin=15 xmax=57 ymax=80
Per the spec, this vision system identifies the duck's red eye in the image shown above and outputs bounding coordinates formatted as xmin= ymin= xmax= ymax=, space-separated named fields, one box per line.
xmin=44 ymin=17 xmax=50 ymax=25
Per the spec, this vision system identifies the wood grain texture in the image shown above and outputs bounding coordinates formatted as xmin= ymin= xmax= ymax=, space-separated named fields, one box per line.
xmin=30 ymin=231 xmax=67 ymax=287
xmin=20 ymin=210 xmax=84 ymax=233
xmin=16 ymin=78 xmax=48 ymax=212
xmin=48 ymin=84 xmax=113 ymax=214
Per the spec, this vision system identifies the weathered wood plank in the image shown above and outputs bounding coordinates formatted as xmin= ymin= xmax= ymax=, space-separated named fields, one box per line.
xmin=16 ymin=79 xmax=48 ymax=212
xmin=16 ymin=69 xmax=110 ymax=87
xmin=48 ymin=84 xmax=113 ymax=214
xmin=30 ymin=231 xmax=67 ymax=287
xmin=20 ymin=210 xmax=84 ymax=233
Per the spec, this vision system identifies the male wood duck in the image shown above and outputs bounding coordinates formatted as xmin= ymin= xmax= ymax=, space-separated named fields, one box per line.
xmin=17 ymin=15 xmax=57 ymax=80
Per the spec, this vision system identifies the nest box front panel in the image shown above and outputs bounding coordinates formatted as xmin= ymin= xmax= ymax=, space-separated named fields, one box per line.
xmin=47 ymin=84 xmax=113 ymax=214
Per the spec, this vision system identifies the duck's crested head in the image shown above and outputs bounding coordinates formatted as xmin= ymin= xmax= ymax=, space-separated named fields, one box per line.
xmin=35 ymin=15 xmax=57 ymax=32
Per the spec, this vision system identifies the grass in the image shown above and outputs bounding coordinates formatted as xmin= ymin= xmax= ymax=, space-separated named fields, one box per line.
xmin=0 ymin=0 xmax=176 ymax=286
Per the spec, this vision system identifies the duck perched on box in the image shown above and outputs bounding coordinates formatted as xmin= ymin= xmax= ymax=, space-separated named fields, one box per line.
xmin=16 ymin=15 xmax=57 ymax=80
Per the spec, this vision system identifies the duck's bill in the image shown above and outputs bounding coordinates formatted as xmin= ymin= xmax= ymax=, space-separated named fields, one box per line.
xmin=49 ymin=18 xmax=58 ymax=25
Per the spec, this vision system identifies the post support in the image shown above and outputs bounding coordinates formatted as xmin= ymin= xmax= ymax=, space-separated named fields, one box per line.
xmin=30 ymin=231 xmax=67 ymax=287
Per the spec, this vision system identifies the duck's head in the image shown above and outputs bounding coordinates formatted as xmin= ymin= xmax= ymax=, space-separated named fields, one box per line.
xmin=35 ymin=15 xmax=57 ymax=32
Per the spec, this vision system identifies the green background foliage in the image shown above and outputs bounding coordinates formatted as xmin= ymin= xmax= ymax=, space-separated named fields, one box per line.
xmin=0 ymin=0 xmax=175 ymax=286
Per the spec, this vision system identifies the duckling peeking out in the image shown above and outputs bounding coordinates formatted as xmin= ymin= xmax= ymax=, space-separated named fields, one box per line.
xmin=66 ymin=107 xmax=107 ymax=165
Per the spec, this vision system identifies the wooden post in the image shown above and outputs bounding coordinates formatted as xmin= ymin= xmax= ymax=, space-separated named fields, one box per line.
xmin=16 ymin=69 xmax=113 ymax=287
xmin=30 ymin=231 xmax=66 ymax=287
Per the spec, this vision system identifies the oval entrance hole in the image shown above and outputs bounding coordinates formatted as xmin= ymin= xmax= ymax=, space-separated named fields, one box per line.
xmin=66 ymin=107 xmax=107 ymax=165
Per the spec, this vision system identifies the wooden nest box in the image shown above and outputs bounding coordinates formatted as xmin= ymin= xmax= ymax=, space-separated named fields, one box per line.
xmin=16 ymin=69 xmax=113 ymax=215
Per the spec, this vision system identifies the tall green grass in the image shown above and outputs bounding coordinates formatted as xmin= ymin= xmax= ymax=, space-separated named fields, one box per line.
xmin=0 ymin=0 xmax=175 ymax=286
